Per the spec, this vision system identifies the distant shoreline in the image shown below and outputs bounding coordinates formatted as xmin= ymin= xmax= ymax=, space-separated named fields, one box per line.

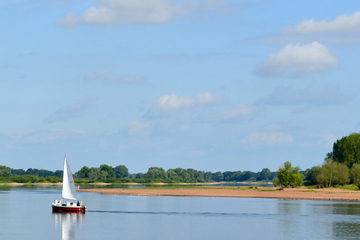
xmin=77 ymin=187 xmax=360 ymax=202
xmin=0 ymin=181 xmax=273 ymax=186
xmin=0 ymin=183 xmax=63 ymax=186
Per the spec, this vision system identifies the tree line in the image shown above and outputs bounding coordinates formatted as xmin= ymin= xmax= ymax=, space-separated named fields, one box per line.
xmin=0 ymin=166 xmax=62 ymax=183
xmin=71 ymin=165 xmax=276 ymax=183
xmin=0 ymin=163 xmax=276 ymax=184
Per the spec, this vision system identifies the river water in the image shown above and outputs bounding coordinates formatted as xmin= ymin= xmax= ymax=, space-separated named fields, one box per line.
xmin=1 ymin=186 xmax=360 ymax=240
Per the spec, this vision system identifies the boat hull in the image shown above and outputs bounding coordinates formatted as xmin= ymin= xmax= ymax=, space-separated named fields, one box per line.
xmin=52 ymin=205 xmax=87 ymax=213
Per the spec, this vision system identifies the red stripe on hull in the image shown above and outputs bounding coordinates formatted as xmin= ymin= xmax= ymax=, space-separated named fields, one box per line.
xmin=52 ymin=206 xmax=86 ymax=212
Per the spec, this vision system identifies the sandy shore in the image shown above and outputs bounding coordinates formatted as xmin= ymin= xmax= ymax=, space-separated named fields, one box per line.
xmin=88 ymin=183 xmax=112 ymax=185
xmin=77 ymin=187 xmax=360 ymax=201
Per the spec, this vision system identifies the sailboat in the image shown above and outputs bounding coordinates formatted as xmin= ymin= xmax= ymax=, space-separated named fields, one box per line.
xmin=52 ymin=156 xmax=87 ymax=212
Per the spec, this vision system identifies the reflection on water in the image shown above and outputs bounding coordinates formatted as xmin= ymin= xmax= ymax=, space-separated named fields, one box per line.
xmin=313 ymin=203 xmax=360 ymax=215
xmin=53 ymin=212 xmax=86 ymax=240
xmin=275 ymin=200 xmax=360 ymax=239
xmin=88 ymin=209 xmax=277 ymax=217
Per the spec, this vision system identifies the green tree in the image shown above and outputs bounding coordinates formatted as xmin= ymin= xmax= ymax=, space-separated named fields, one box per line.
xmin=54 ymin=170 xmax=63 ymax=178
xmin=232 ymin=171 xmax=243 ymax=181
xmin=181 ymin=172 xmax=191 ymax=182
xmin=100 ymin=164 xmax=115 ymax=178
xmin=99 ymin=170 xmax=108 ymax=181
xmin=257 ymin=168 xmax=272 ymax=181
xmin=166 ymin=169 xmax=179 ymax=181
xmin=186 ymin=168 xmax=197 ymax=179
xmin=240 ymin=171 xmax=255 ymax=181
xmin=351 ymin=164 xmax=360 ymax=189
xmin=223 ymin=171 xmax=234 ymax=181
xmin=113 ymin=165 xmax=129 ymax=178
xmin=304 ymin=166 xmax=320 ymax=186
xmin=315 ymin=167 xmax=327 ymax=188
xmin=213 ymin=171 xmax=224 ymax=182
xmin=88 ymin=167 xmax=101 ymax=180
xmin=272 ymin=177 xmax=280 ymax=187
xmin=196 ymin=171 xmax=204 ymax=181
xmin=0 ymin=165 xmax=11 ymax=177
xmin=323 ymin=159 xmax=339 ymax=187
xmin=78 ymin=166 xmax=90 ymax=178
xmin=25 ymin=168 xmax=38 ymax=176
xmin=276 ymin=161 xmax=303 ymax=188
xmin=315 ymin=159 xmax=350 ymax=187
xmin=133 ymin=173 xmax=145 ymax=179
xmin=337 ymin=163 xmax=350 ymax=185
xmin=145 ymin=167 xmax=166 ymax=179
xmin=11 ymin=169 xmax=25 ymax=175
xmin=204 ymin=171 xmax=213 ymax=181
xmin=330 ymin=133 xmax=360 ymax=168
xmin=292 ymin=172 xmax=303 ymax=186
xmin=37 ymin=169 xmax=54 ymax=177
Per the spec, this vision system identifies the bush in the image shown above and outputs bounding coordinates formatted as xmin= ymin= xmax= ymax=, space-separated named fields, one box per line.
xmin=351 ymin=164 xmax=360 ymax=188
xmin=276 ymin=161 xmax=303 ymax=188
xmin=273 ymin=177 xmax=280 ymax=187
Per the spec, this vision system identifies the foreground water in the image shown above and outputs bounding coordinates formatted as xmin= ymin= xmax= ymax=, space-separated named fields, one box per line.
xmin=1 ymin=186 xmax=360 ymax=239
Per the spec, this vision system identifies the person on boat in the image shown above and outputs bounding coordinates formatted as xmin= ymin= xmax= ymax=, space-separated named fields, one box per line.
xmin=54 ymin=199 xmax=59 ymax=204
xmin=77 ymin=201 xmax=80 ymax=206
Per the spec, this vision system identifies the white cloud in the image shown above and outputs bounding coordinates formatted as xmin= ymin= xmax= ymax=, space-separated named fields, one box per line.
xmin=241 ymin=132 xmax=293 ymax=145
xmin=148 ymin=92 xmax=219 ymax=117
xmin=197 ymin=92 xmax=220 ymax=104
xmin=284 ymin=11 xmax=360 ymax=34
xmin=254 ymin=42 xmax=338 ymax=78
xmin=84 ymin=69 xmax=143 ymax=83
xmin=204 ymin=104 xmax=256 ymax=122
xmin=44 ymin=95 xmax=97 ymax=123
xmin=220 ymin=104 xmax=256 ymax=121
xmin=57 ymin=0 xmax=233 ymax=28
xmin=127 ymin=120 xmax=150 ymax=136
xmin=156 ymin=94 xmax=195 ymax=110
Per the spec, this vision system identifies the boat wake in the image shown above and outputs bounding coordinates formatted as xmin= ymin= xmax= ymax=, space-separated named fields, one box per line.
xmin=87 ymin=210 xmax=275 ymax=218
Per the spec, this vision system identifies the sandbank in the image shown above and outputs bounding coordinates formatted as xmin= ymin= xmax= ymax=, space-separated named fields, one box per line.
xmin=77 ymin=187 xmax=360 ymax=201
xmin=88 ymin=183 xmax=112 ymax=186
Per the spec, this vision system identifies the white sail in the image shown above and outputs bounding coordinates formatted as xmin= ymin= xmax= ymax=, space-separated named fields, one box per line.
xmin=62 ymin=157 xmax=78 ymax=201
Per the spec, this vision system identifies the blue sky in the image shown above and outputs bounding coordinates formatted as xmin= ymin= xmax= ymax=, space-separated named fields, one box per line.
xmin=1 ymin=0 xmax=360 ymax=173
